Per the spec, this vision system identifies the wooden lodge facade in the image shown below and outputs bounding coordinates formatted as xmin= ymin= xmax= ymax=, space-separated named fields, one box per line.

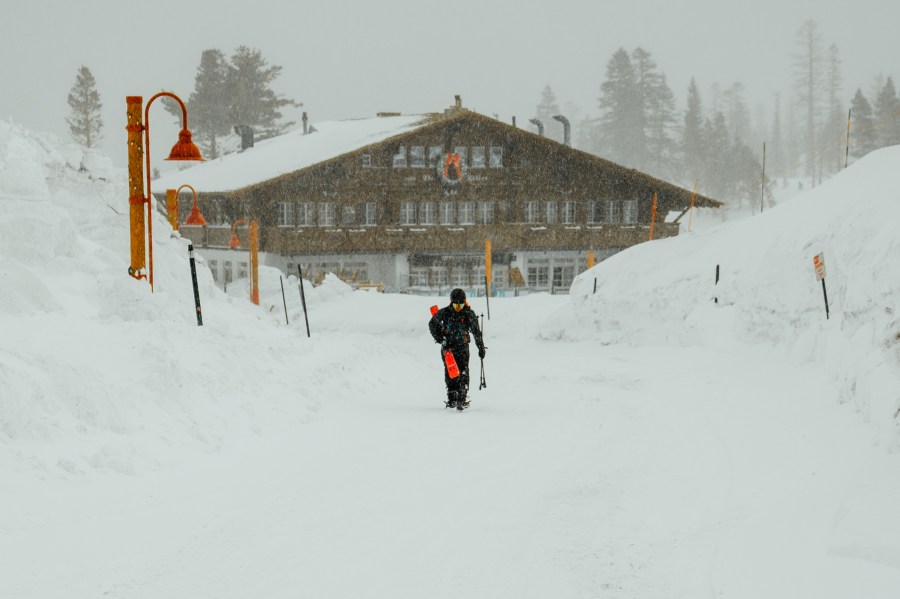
xmin=159 ymin=100 xmax=721 ymax=294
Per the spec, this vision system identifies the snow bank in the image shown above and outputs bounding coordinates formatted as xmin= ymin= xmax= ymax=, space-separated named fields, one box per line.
xmin=545 ymin=146 xmax=900 ymax=446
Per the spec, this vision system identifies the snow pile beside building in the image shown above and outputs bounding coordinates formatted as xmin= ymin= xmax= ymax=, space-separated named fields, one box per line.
xmin=545 ymin=146 xmax=900 ymax=446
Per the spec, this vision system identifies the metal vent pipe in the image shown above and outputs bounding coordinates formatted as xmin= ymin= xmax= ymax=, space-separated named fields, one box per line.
xmin=553 ymin=115 xmax=571 ymax=147
xmin=529 ymin=118 xmax=544 ymax=136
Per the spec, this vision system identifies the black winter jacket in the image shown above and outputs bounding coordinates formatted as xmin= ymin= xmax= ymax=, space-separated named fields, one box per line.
xmin=429 ymin=303 xmax=484 ymax=351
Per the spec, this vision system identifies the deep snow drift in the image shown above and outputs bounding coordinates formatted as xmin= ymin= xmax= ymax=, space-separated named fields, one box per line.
xmin=1 ymin=120 xmax=899 ymax=598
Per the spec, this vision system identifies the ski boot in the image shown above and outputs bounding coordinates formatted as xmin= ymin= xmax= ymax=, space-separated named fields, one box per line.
xmin=445 ymin=390 xmax=458 ymax=409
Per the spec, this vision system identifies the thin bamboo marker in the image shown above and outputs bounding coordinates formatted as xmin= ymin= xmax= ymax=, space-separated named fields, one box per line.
xmin=844 ymin=108 xmax=852 ymax=169
xmin=687 ymin=180 xmax=698 ymax=232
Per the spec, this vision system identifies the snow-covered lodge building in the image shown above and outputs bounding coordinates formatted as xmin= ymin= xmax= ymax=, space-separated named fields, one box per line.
xmin=156 ymin=98 xmax=721 ymax=294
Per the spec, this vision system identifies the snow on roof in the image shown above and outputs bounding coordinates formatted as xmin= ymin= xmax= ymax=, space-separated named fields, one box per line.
xmin=155 ymin=114 xmax=430 ymax=193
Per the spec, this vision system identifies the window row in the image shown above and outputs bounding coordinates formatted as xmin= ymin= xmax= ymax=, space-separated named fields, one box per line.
xmin=383 ymin=145 xmax=503 ymax=169
xmin=276 ymin=199 xmax=640 ymax=227
xmin=408 ymin=265 xmax=509 ymax=288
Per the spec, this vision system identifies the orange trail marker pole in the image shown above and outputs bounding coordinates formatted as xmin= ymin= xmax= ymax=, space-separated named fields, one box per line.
xmin=688 ymin=180 xmax=698 ymax=232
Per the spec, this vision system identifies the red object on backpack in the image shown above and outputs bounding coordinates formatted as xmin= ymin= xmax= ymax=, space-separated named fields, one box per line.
xmin=430 ymin=305 xmax=460 ymax=378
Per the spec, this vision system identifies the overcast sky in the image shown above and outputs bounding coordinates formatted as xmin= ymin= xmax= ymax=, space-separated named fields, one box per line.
xmin=2 ymin=0 xmax=897 ymax=168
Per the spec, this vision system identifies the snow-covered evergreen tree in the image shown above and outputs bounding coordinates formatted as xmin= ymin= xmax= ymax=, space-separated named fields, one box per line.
xmin=533 ymin=85 xmax=563 ymax=143
xmin=681 ymin=78 xmax=705 ymax=185
xmin=874 ymin=77 xmax=900 ymax=148
xmin=65 ymin=66 xmax=103 ymax=148
xmin=849 ymin=88 xmax=878 ymax=159
xmin=187 ymin=49 xmax=232 ymax=159
xmin=228 ymin=46 xmax=299 ymax=138
xmin=598 ymin=48 xmax=642 ymax=167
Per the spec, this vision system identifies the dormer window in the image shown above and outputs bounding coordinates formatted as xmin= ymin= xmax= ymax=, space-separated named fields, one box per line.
xmin=393 ymin=146 xmax=407 ymax=168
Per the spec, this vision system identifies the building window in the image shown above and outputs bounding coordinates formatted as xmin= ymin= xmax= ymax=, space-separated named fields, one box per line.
xmin=552 ymin=264 xmax=575 ymax=289
xmin=410 ymin=146 xmax=425 ymax=168
xmin=361 ymin=153 xmax=372 ymax=168
xmin=450 ymin=266 xmax=469 ymax=287
xmin=419 ymin=202 xmax=436 ymax=225
xmin=562 ymin=200 xmax=577 ymax=224
xmin=363 ymin=202 xmax=377 ymax=225
xmin=428 ymin=146 xmax=443 ymax=167
xmin=239 ymin=261 xmax=248 ymax=279
xmin=545 ymin=200 xmax=558 ymax=224
xmin=208 ymin=259 xmax=218 ymax=282
xmin=393 ymin=146 xmax=407 ymax=168
xmin=319 ymin=202 xmax=336 ymax=226
xmin=400 ymin=201 xmax=416 ymax=225
xmin=409 ymin=267 xmax=428 ymax=287
xmin=623 ymin=199 xmax=638 ymax=224
xmin=607 ymin=200 xmax=621 ymax=223
xmin=471 ymin=146 xmax=486 ymax=168
xmin=478 ymin=200 xmax=494 ymax=225
xmin=525 ymin=201 xmax=540 ymax=224
xmin=277 ymin=202 xmax=294 ymax=227
xmin=489 ymin=146 xmax=503 ymax=168
xmin=453 ymin=146 xmax=468 ymax=166
xmin=439 ymin=201 xmax=455 ymax=225
xmin=224 ymin=261 xmax=234 ymax=284
xmin=298 ymin=202 xmax=314 ymax=226
xmin=458 ymin=201 xmax=475 ymax=225
xmin=492 ymin=265 xmax=507 ymax=288
xmin=431 ymin=266 xmax=449 ymax=287
xmin=587 ymin=200 xmax=603 ymax=224
xmin=527 ymin=266 xmax=549 ymax=288
xmin=342 ymin=204 xmax=356 ymax=225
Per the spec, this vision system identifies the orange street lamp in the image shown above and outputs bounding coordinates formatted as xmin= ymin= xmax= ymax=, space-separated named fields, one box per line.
xmin=229 ymin=218 xmax=246 ymax=249
xmin=126 ymin=92 xmax=203 ymax=291
xmin=179 ymin=184 xmax=207 ymax=227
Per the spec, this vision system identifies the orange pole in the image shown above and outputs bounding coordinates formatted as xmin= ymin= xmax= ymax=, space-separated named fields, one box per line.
xmin=687 ymin=180 xmax=698 ymax=233
xmin=166 ymin=189 xmax=178 ymax=231
xmin=126 ymin=97 xmax=146 ymax=280
xmin=587 ymin=250 xmax=595 ymax=269
xmin=250 ymin=221 xmax=260 ymax=305
xmin=649 ymin=193 xmax=658 ymax=240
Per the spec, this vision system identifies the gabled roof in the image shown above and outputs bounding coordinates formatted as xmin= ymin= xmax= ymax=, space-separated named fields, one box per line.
xmin=155 ymin=114 xmax=430 ymax=193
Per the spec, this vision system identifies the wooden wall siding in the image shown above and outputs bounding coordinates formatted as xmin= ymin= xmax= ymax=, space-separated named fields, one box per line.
xmin=166 ymin=111 xmax=717 ymax=257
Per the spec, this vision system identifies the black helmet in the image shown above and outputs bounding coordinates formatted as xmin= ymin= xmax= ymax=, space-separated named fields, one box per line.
xmin=450 ymin=288 xmax=466 ymax=304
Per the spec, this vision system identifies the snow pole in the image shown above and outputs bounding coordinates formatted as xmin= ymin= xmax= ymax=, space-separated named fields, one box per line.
xmin=479 ymin=355 xmax=487 ymax=390
xmin=484 ymin=274 xmax=491 ymax=320
xmin=296 ymin=264 xmax=311 ymax=337
xmin=844 ymin=108 xmax=852 ymax=169
xmin=188 ymin=244 xmax=203 ymax=326
xmin=279 ymin=276 xmax=289 ymax=325
xmin=760 ymin=141 xmax=766 ymax=214
xmin=593 ymin=278 xmax=597 ymax=294
xmin=714 ymin=264 xmax=720 ymax=304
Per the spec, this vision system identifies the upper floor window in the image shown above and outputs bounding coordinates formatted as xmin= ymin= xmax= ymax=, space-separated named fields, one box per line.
xmin=363 ymin=202 xmax=377 ymax=226
xmin=318 ymin=202 xmax=336 ymax=226
xmin=277 ymin=202 xmax=294 ymax=227
xmin=400 ymin=201 xmax=416 ymax=225
xmin=342 ymin=204 xmax=356 ymax=225
xmin=607 ymin=200 xmax=621 ymax=223
xmin=453 ymin=146 xmax=468 ymax=166
xmin=298 ymin=202 xmax=314 ymax=226
xmin=410 ymin=146 xmax=425 ymax=168
xmin=545 ymin=200 xmax=558 ymax=224
xmin=562 ymin=200 xmax=577 ymax=225
xmin=623 ymin=199 xmax=638 ymax=224
xmin=489 ymin=146 xmax=503 ymax=168
xmin=361 ymin=153 xmax=372 ymax=168
xmin=471 ymin=147 xmax=486 ymax=168
xmin=428 ymin=146 xmax=443 ymax=167
xmin=525 ymin=201 xmax=540 ymax=224
xmin=419 ymin=202 xmax=436 ymax=225
xmin=458 ymin=201 xmax=475 ymax=225
xmin=439 ymin=201 xmax=455 ymax=225
xmin=393 ymin=146 xmax=407 ymax=168
xmin=478 ymin=200 xmax=494 ymax=225
xmin=587 ymin=200 xmax=603 ymax=224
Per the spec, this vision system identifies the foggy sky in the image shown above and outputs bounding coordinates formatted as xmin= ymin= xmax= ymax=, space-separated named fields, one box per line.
xmin=2 ymin=0 xmax=897 ymax=170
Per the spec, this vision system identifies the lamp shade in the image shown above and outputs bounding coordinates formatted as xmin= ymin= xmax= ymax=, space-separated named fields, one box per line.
xmin=166 ymin=129 xmax=204 ymax=161
xmin=229 ymin=232 xmax=241 ymax=249
xmin=184 ymin=203 xmax=207 ymax=226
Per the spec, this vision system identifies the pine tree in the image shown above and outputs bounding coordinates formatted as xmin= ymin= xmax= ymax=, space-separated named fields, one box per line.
xmin=792 ymin=19 xmax=825 ymax=185
xmin=703 ymin=112 xmax=731 ymax=199
xmin=820 ymin=43 xmax=846 ymax=176
xmin=534 ymin=84 xmax=563 ymax=143
xmin=849 ymin=88 xmax=877 ymax=158
xmin=770 ymin=93 xmax=785 ymax=179
xmin=874 ymin=77 xmax=900 ymax=148
xmin=722 ymin=82 xmax=751 ymax=143
xmin=682 ymin=78 xmax=705 ymax=184
xmin=66 ymin=66 xmax=103 ymax=148
xmin=186 ymin=49 xmax=232 ymax=159
xmin=644 ymin=72 xmax=678 ymax=179
xmin=598 ymin=48 xmax=642 ymax=167
xmin=228 ymin=46 xmax=299 ymax=136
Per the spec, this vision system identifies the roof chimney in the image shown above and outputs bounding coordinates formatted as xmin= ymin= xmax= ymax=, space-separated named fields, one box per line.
xmin=529 ymin=118 xmax=544 ymax=137
xmin=512 ymin=116 xmax=517 ymax=128
xmin=302 ymin=112 xmax=308 ymax=135
xmin=455 ymin=95 xmax=462 ymax=109
xmin=552 ymin=114 xmax=571 ymax=147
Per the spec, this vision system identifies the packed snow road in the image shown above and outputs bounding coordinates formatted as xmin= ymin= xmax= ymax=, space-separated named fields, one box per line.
xmin=3 ymin=294 xmax=899 ymax=598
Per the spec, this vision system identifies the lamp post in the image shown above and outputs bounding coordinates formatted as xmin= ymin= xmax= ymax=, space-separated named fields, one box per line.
xmin=228 ymin=219 xmax=260 ymax=305
xmin=126 ymin=93 xmax=203 ymax=291
xmin=165 ymin=184 xmax=207 ymax=231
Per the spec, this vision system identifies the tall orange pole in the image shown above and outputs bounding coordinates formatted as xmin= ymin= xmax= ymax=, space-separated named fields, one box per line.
xmin=126 ymin=97 xmax=146 ymax=280
xmin=649 ymin=193 xmax=658 ymax=240
xmin=587 ymin=250 xmax=595 ymax=269
xmin=166 ymin=189 xmax=179 ymax=231
xmin=687 ymin=180 xmax=698 ymax=233
xmin=250 ymin=221 xmax=260 ymax=305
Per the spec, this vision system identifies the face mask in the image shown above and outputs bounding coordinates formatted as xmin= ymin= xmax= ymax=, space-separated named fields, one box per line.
xmin=452 ymin=303 xmax=464 ymax=311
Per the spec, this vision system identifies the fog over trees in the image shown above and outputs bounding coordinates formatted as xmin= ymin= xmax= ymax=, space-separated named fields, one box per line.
xmin=534 ymin=18 xmax=900 ymax=204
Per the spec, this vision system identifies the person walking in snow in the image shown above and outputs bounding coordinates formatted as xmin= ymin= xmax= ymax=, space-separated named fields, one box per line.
xmin=429 ymin=288 xmax=486 ymax=409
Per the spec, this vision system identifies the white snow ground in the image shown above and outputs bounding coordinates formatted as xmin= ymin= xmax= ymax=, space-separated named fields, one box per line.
xmin=1 ymin=119 xmax=899 ymax=598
